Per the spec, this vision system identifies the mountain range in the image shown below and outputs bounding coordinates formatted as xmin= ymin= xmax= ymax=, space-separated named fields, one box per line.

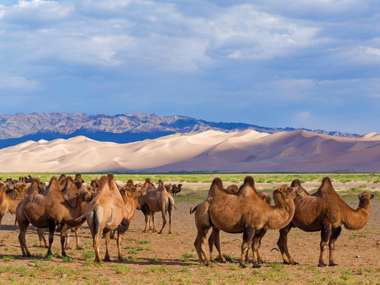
xmin=0 ymin=113 xmax=360 ymax=148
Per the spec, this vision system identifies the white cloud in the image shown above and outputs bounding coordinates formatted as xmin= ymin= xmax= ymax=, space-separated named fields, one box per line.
xmin=0 ymin=1 xmax=322 ymax=72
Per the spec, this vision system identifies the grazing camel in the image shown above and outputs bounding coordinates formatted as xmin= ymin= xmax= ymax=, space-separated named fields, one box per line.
xmin=16 ymin=176 xmax=92 ymax=257
xmin=139 ymin=180 xmax=176 ymax=234
xmin=277 ymin=177 xmax=374 ymax=267
xmin=81 ymin=175 xmax=139 ymax=262
xmin=208 ymin=177 xmax=296 ymax=268
xmin=191 ymin=176 xmax=272 ymax=265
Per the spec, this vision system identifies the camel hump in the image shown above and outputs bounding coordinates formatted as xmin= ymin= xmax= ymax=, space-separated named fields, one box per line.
xmin=210 ymin=177 xmax=223 ymax=189
xmin=319 ymin=177 xmax=336 ymax=195
xmin=243 ymin=176 xmax=255 ymax=188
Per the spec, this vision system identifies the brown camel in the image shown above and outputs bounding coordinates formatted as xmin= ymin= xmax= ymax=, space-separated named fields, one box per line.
xmin=191 ymin=176 xmax=272 ymax=265
xmin=81 ymin=175 xmax=139 ymax=262
xmin=139 ymin=180 xmax=176 ymax=234
xmin=277 ymin=177 xmax=374 ymax=267
xmin=16 ymin=176 xmax=92 ymax=257
xmin=208 ymin=177 xmax=296 ymax=268
xmin=0 ymin=181 xmax=28 ymax=224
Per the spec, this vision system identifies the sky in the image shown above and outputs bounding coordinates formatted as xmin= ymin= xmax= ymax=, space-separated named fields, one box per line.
xmin=0 ymin=0 xmax=380 ymax=134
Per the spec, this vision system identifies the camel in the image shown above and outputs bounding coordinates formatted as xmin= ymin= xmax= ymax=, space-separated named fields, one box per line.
xmin=277 ymin=177 xmax=374 ymax=267
xmin=191 ymin=176 xmax=272 ymax=265
xmin=0 ymin=181 xmax=28 ymax=224
xmin=139 ymin=180 xmax=176 ymax=234
xmin=81 ymin=175 xmax=140 ymax=262
xmin=207 ymin=177 xmax=296 ymax=268
xmin=16 ymin=176 xmax=92 ymax=257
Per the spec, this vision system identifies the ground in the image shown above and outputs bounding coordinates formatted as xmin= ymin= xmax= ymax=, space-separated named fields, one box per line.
xmin=0 ymin=174 xmax=379 ymax=284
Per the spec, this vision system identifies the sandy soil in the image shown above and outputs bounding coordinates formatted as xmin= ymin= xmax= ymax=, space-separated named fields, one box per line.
xmin=0 ymin=187 xmax=379 ymax=284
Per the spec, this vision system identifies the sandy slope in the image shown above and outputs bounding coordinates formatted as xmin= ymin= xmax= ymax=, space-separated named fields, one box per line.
xmin=0 ymin=129 xmax=379 ymax=172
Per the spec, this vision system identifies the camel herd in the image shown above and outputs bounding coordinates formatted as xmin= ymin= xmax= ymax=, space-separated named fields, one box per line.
xmin=191 ymin=176 xmax=374 ymax=267
xmin=0 ymin=174 xmax=375 ymax=268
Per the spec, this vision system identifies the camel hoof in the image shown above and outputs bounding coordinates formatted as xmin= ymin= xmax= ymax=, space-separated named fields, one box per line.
xmin=329 ymin=262 xmax=338 ymax=267
xmin=318 ymin=262 xmax=327 ymax=267
xmin=239 ymin=262 xmax=247 ymax=268
xmin=104 ymin=256 xmax=111 ymax=262
xmin=252 ymin=263 xmax=261 ymax=269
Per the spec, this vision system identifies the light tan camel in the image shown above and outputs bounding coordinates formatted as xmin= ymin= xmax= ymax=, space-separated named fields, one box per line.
xmin=277 ymin=177 xmax=374 ymax=267
xmin=81 ymin=175 xmax=140 ymax=262
xmin=139 ymin=180 xmax=176 ymax=234
xmin=208 ymin=177 xmax=296 ymax=268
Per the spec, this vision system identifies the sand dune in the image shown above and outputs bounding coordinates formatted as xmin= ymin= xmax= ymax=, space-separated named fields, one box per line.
xmin=0 ymin=129 xmax=379 ymax=172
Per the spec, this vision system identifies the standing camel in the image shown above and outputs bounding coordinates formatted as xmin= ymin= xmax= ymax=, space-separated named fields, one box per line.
xmin=208 ymin=177 xmax=296 ymax=268
xmin=139 ymin=180 xmax=176 ymax=234
xmin=16 ymin=176 xmax=92 ymax=257
xmin=191 ymin=176 xmax=271 ymax=265
xmin=277 ymin=177 xmax=374 ymax=267
xmin=81 ymin=175 xmax=140 ymax=262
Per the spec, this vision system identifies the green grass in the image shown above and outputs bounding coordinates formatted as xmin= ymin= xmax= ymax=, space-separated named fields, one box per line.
xmin=2 ymin=172 xmax=380 ymax=184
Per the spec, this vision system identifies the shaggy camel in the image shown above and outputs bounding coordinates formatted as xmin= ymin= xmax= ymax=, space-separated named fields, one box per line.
xmin=16 ymin=176 xmax=92 ymax=257
xmin=277 ymin=177 xmax=374 ymax=267
xmin=81 ymin=175 xmax=140 ymax=262
xmin=191 ymin=176 xmax=272 ymax=265
xmin=208 ymin=177 xmax=296 ymax=268
xmin=139 ymin=180 xmax=176 ymax=234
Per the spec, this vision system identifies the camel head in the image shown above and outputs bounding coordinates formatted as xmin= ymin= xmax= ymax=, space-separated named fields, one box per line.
xmin=74 ymin=173 xmax=84 ymax=189
xmin=358 ymin=191 xmax=375 ymax=209
xmin=62 ymin=177 xmax=81 ymax=208
xmin=273 ymin=185 xmax=297 ymax=207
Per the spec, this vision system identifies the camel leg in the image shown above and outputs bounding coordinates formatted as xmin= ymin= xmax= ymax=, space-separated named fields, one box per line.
xmin=329 ymin=226 xmax=342 ymax=266
xmin=194 ymin=227 xmax=210 ymax=265
xmin=211 ymin=228 xmax=225 ymax=263
xmin=278 ymin=225 xmax=297 ymax=265
xmin=46 ymin=222 xmax=56 ymax=258
xmin=318 ymin=224 xmax=332 ymax=267
xmin=103 ymin=231 xmax=111 ymax=262
xmin=208 ymin=230 xmax=214 ymax=261
xmin=60 ymin=225 xmax=69 ymax=257
xmin=18 ymin=221 xmax=31 ymax=257
xmin=93 ymin=232 xmax=101 ymax=263
xmin=240 ymin=226 xmax=254 ymax=268
xmin=0 ymin=213 xmax=3 ymax=225
xmin=168 ymin=207 xmax=172 ymax=234
xmin=253 ymin=229 xmax=266 ymax=265
xmin=143 ymin=214 xmax=149 ymax=232
xmin=151 ymin=214 xmax=156 ymax=233
xmin=116 ymin=231 xmax=123 ymax=261
xmin=74 ymin=227 xmax=82 ymax=250
xmin=158 ymin=210 xmax=167 ymax=234
xmin=37 ymin=228 xmax=48 ymax=248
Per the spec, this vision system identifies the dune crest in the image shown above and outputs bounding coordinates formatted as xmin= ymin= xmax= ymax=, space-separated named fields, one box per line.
xmin=0 ymin=130 xmax=379 ymax=172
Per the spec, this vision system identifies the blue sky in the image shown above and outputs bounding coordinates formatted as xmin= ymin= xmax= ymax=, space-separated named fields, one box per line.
xmin=0 ymin=0 xmax=379 ymax=133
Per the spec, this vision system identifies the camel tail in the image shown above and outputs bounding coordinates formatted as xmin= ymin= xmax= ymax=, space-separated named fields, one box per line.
xmin=190 ymin=204 xmax=199 ymax=215
xmin=92 ymin=208 xmax=99 ymax=235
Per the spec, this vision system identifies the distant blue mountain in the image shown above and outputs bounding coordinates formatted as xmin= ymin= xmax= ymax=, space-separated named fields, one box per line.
xmin=0 ymin=112 xmax=359 ymax=148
